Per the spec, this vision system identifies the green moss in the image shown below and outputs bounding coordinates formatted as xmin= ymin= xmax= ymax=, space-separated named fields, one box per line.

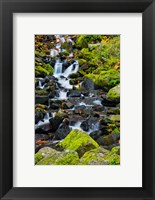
xmin=85 ymin=69 xmax=119 ymax=89
xmin=35 ymin=152 xmax=43 ymax=164
xmin=78 ymin=59 xmax=87 ymax=66
xmin=55 ymin=152 xmax=80 ymax=165
xmin=109 ymin=115 xmax=120 ymax=122
xmin=111 ymin=146 xmax=120 ymax=155
xmin=106 ymin=84 xmax=120 ymax=102
xmin=79 ymin=147 xmax=120 ymax=165
xmin=104 ymin=153 xmax=120 ymax=165
xmin=35 ymin=64 xmax=54 ymax=77
xmin=35 ymin=89 xmax=48 ymax=96
xmin=42 ymin=64 xmax=54 ymax=74
xmin=58 ymin=129 xmax=99 ymax=157
xmin=80 ymin=147 xmax=109 ymax=165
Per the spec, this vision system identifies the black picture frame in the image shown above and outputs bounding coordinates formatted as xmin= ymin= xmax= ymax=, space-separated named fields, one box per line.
xmin=0 ymin=0 xmax=155 ymax=199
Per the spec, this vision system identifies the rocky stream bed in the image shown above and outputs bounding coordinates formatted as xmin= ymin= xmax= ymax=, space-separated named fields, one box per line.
xmin=35 ymin=35 xmax=120 ymax=165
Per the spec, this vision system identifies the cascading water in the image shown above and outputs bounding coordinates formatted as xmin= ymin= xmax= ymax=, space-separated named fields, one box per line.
xmin=54 ymin=59 xmax=63 ymax=76
xmin=51 ymin=37 xmax=79 ymax=99
xmin=35 ymin=112 xmax=53 ymax=129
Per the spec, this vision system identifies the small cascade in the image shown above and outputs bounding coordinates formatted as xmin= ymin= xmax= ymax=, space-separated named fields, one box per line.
xmin=38 ymin=80 xmax=45 ymax=89
xmin=35 ymin=112 xmax=53 ymax=129
xmin=58 ymin=90 xmax=67 ymax=100
xmin=88 ymin=122 xmax=100 ymax=134
xmin=69 ymin=121 xmax=83 ymax=131
xmin=54 ymin=59 xmax=63 ymax=76
xmin=63 ymin=61 xmax=79 ymax=78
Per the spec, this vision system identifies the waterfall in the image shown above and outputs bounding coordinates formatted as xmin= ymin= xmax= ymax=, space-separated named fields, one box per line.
xmin=63 ymin=61 xmax=79 ymax=78
xmin=54 ymin=59 xmax=63 ymax=76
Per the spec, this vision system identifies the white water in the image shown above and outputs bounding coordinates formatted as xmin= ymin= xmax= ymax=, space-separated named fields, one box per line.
xmin=38 ymin=80 xmax=45 ymax=89
xmin=69 ymin=121 xmax=100 ymax=134
xmin=35 ymin=112 xmax=53 ymax=129
xmin=93 ymin=100 xmax=102 ymax=106
xmin=58 ymin=90 xmax=67 ymax=100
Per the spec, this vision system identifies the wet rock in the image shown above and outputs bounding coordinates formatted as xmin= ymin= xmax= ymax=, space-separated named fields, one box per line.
xmin=89 ymin=130 xmax=103 ymax=140
xmin=35 ymin=96 xmax=49 ymax=105
xmin=61 ymin=102 xmax=74 ymax=109
xmin=35 ymin=134 xmax=49 ymax=141
xmin=81 ymin=78 xmax=95 ymax=91
xmin=67 ymin=90 xmax=81 ymax=97
xmin=35 ymin=109 xmax=46 ymax=124
xmin=50 ymin=103 xmax=60 ymax=109
xmin=49 ymin=112 xmax=66 ymax=131
xmin=74 ymin=105 xmax=86 ymax=110
xmin=101 ymin=97 xmax=118 ymax=107
xmin=54 ymin=126 xmax=72 ymax=140
xmin=93 ymin=105 xmax=104 ymax=112
xmin=68 ymin=73 xmax=80 ymax=79
xmin=80 ymin=120 xmax=89 ymax=132
xmin=96 ymin=133 xmax=120 ymax=146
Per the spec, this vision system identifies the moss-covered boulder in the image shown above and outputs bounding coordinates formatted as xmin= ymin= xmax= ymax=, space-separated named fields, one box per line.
xmin=55 ymin=150 xmax=79 ymax=165
xmin=106 ymin=84 xmax=120 ymax=103
xmin=85 ymin=69 xmax=120 ymax=90
xmin=35 ymin=147 xmax=80 ymax=165
xmin=80 ymin=147 xmax=120 ymax=165
xmin=58 ymin=129 xmax=99 ymax=157
xmin=35 ymin=64 xmax=54 ymax=78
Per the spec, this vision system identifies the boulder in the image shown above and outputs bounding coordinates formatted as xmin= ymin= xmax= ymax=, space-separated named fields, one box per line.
xmin=80 ymin=120 xmax=89 ymax=132
xmin=81 ymin=78 xmax=95 ymax=91
xmin=35 ymin=147 xmax=80 ymax=165
xmin=89 ymin=130 xmax=103 ymax=140
xmin=58 ymin=129 xmax=99 ymax=157
xmin=79 ymin=147 xmax=120 ymax=165
xmin=35 ymin=96 xmax=49 ymax=105
xmin=54 ymin=127 xmax=72 ymax=140
xmin=61 ymin=102 xmax=74 ymax=109
xmin=106 ymin=84 xmax=120 ymax=103
xmin=49 ymin=112 xmax=66 ymax=131
xmin=97 ymin=133 xmax=120 ymax=146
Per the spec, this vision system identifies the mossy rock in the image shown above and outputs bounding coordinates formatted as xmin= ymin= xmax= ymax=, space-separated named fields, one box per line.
xmin=36 ymin=147 xmax=80 ymax=165
xmin=58 ymin=129 xmax=99 ymax=157
xmin=37 ymin=147 xmax=62 ymax=165
xmin=97 ymin=133 xmax=120 ymax=146
xmin=35 ymin=152 xmax=43 ymax=164
xmin=109 ymin=115 xmax=120 ymax=122
xmin=106 ymin=84 xmax=120 ymax=103
xmin=84 ymin=69 xmax=120 ymax=90
xmin=35 ymin=64 xmax=54 ymax=78
xmin=80 ymin=147 xmax=120 ymax=165
xmin=35 ymin=89 xmax=48 ymax=96
xmin=111 ymin=146 xmax=120 ymax=155
xmin=55 ymin=150 xmax=80 ymax=165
